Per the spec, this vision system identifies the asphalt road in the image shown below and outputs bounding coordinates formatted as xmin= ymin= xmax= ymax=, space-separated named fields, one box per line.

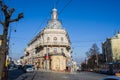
xmin=7 ymin=68 xmax=25 ymax=80
xmin=15 ymin=71 xmax=108 ymax=80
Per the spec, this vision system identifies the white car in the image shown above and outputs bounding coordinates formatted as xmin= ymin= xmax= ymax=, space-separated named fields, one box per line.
xmin=100 ymin=76 xmax=120 ymax=80
xmin=23 ymin=65 xmax=34 ymax=72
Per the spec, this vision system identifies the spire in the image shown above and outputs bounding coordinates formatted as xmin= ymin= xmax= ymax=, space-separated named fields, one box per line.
xmin=46 ymin=8 xmax=62 ymax=29
xmin=52 ymin=8 xmax=58 ymax=20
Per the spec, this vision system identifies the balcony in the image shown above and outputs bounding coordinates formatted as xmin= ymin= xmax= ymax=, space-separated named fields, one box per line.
xmin=35 ymin=42 xmax=70 ymax=47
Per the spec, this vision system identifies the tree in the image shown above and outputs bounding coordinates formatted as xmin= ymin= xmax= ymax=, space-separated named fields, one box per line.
xmin=0 ymin=1 xmax=23 ymax=79
xmin=81 ymin=62 xmax=87 ymax=71
xmin=86 ymin=43 xmax=100 ymax=69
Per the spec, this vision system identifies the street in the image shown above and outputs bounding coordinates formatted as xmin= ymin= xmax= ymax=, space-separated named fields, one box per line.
xmin=7 ymin=68 xmax=24 ymax=80
xmin=10 ymin=69 xmax=108 ymax=80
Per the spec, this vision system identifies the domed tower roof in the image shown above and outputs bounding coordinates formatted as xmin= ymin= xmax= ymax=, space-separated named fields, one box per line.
xmin=46 ymin=8 xmax=62 ymax=29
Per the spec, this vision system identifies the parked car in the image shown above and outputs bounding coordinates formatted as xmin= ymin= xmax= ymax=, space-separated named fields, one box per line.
xmin=8 ymin=63 xmax=18 ymax=71
xmin=100 ymin=76 xmax=120 ymax=80
xmin=17 ymin=65 xmax=23 ymax=69
xmin=23 ymin=65 xmax=34 ymax=72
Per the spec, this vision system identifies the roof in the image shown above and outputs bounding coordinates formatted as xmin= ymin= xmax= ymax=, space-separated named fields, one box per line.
xmin=46 ymin=8 xmax=62 ymax=29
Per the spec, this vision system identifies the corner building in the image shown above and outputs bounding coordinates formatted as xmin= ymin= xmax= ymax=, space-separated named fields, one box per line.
xmin=24 ymin=8 xmax=72 ymax=71
xmin=102 ymin=31 xmax=120 ymax=62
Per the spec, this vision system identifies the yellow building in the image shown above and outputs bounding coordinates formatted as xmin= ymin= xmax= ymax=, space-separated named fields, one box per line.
xmin=102 ymin=31 xmax=120 ymax=62
xmin=24 ymin=8 xmax=72 ymax=71
xmin=0 ymin=35 xmax=2 ymax=48
xmin=0 ymin=40 xmax=1 ymax=45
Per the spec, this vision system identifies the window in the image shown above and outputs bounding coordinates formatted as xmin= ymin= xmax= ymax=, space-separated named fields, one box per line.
xmin=46 ymin=48 xmax=49 ymax=54
xmin=47 ymin=37 xmax=50 ymax=42
xmin=54 ymin=48 xmax=57 ymax=53
xmin=61 ymin=48 xmax=64 ymax=53
xmin=61 ymin=37 xmax=63 ymax=41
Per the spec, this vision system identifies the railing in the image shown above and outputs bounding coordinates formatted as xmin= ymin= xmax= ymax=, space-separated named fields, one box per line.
xmin=26 ymin=42 xmax=70 ymax=52
xmin=35 ymin=42 xmax=70 ymax=47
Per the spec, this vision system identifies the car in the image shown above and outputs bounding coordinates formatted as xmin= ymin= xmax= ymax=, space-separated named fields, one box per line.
xmin=100 ymin=76 xmax=120 ymax=80
xmin=89 ymin=69 xmax=93 ymax=72
xmin=8 ymin=63 xmax=18 ymax=71
xmin=77 ymin=69 xmax=81 ymax=72
xmin=17 ymin=65 xmax=23 ymax=69
xmin=23 ymin=65 xmax=34 ymax=72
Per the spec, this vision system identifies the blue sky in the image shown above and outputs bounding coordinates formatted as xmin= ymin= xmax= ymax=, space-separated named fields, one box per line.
xmin=0 ymin=0 xmax=120 ymax=63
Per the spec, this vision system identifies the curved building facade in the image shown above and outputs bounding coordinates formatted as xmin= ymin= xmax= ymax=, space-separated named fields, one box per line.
xmin=23 ymin=8 xmax=72 ymax=71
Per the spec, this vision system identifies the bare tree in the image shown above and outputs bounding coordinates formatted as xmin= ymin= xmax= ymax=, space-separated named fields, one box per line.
xmin=0 ymin=1 xmax=23 ymax=79
xmin=86 ymin=43 xmax=100 ymax=69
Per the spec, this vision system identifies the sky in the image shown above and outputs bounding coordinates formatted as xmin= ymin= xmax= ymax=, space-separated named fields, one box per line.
xmin=0 ymin=0 xmax=120 ymax=63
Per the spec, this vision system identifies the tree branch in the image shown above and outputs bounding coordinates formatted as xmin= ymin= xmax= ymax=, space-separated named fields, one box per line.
xmin=9 ymin=13 xmax=23 ymax=22
xmin=0 ymin=1 xmax=2 ymax=6
xmin=8 ymin=8 xmax=15 ymax=16
xmin=0 ymin=20 xmax=4 ymax=25
xmin=9 ymin=18 xmax=19 ymax=22
xmin=18 ymin=13 xmax=24 ymax=19
xmin=2 ymin=5 xmax=9 ymax=17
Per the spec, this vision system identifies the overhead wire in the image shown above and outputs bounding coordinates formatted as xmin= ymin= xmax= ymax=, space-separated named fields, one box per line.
xmin=33 ymin=12 xmax=50 ymax=36
xmin=32 ymin=0 xmax=61 ymax=39
xmin=72 ymin=40 xmax=104 ymax=43
xmin=59 ymin=0 xmax=72 ymax=15
xmin=32 ymin=0 xmax=72 ymax=39
xmin=10 ymin=0 xmax=55 ymax=44
xmin=32 ymin=0 xmax=55 ymax=38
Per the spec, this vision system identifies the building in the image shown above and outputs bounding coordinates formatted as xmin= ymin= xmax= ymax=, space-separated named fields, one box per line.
xmin=0 ymin=35 xmax=2 ymax=48
xmin=102 ymin=31 xmax=120 ymax=62
xmin=23 ymin=8 xmax=72 ymax=71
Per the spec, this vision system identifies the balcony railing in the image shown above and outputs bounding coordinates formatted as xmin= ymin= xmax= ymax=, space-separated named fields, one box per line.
xmin=26 ymin=42 xmax=70 ymax=51
xmin=35 ymin=42 xmax=70 ymax=47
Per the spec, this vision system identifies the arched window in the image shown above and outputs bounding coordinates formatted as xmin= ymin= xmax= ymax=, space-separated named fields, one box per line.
xmin=54 ymin=48 xmax=57 ymax=53
xmin=61 ymin=48 xmax=64 ymax=53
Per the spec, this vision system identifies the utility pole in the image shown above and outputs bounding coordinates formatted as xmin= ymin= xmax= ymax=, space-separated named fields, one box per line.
xmin=0 ymin=1 xmax=23 ymax=80
xmin=96 ymin=53 xmax=99 ymax=67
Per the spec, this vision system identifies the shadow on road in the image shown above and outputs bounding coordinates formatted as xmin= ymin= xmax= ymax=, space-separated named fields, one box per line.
xmin=7 ymin=69 xmax=25 ymax=80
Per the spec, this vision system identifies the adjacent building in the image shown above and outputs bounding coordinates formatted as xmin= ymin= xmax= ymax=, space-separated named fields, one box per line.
xmin=23 ymin=8 xmax=72 ymax=71
xmin=102 ymin=31 xmax=120 ymax=62
xmin=0 ymin=35 xmax=2 ymax=48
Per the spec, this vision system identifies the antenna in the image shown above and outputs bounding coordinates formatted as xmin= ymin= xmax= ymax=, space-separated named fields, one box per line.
xmin=54 ymin=0 xmax=59 ymax=8
xmin=54 ymin=0 xmax=56 ymax=8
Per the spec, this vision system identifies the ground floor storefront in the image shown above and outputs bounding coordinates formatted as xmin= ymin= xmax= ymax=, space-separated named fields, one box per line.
xmin=28 ymin=54 xmax=72 ymax=72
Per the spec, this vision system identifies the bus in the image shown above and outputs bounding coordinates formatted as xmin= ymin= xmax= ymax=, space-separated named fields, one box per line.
xmin=99 ymin=62 xmax=120 ymax=75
